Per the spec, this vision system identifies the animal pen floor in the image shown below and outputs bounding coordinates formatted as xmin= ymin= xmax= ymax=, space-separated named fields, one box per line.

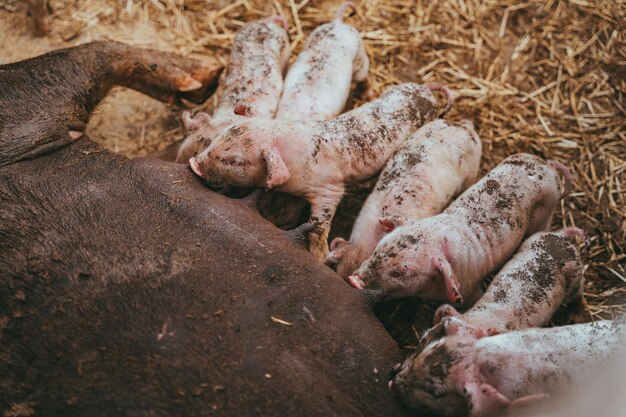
xmin=0 ymin=0 xmax=624 ymax=343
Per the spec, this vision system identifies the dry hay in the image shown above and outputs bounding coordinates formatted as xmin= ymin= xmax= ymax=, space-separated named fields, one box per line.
xmin=1 ymin=0 xmax=625 ymax=321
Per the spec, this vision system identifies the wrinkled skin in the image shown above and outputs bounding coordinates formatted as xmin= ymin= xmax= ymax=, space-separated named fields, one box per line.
xmin=390 ymin=321 xmax=626 ymax=417
xmin=0 ymin=42 xmax=412 ymax=417
xmin=191 ymin=83 xmax=441 ymax=260
xmin=325 ymin=119 xmax=481 ymax=279
xmin=350 ymin=153 xmax=571 ymax=305
xmin=425 ymin=228 xmax=587 ymax=343
xmin=175 ymin=16 xmax=291 ymax=162
xmin=276 ymin=1 xmax=369 ymax=121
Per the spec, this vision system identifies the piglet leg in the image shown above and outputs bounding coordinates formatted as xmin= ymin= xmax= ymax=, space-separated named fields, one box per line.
xmin=307 ymin=187 xmax=345 ymax=261
xmin=0 ymin=41 xmax=223 ymax=167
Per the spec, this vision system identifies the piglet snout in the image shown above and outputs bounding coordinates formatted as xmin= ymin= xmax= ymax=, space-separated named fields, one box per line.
xmin=348 ymin=273 xmax=365 ymax=289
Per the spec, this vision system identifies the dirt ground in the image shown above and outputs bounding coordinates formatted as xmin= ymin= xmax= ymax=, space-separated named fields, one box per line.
xmin=0 ymin=0 xmax=624 ymax=344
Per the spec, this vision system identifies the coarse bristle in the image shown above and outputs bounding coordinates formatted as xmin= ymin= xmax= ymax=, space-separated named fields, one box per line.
xmin=1 ymin=0 xmax=624 ymax=320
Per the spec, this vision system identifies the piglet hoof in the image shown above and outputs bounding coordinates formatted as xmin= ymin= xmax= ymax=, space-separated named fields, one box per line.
xmin=388 ymin=380 xmax=394 ymax=393
xmin=348 ymin=274 xmax=365 ymax=289
xmin=285 ymin=222 xmax=314 ymax=247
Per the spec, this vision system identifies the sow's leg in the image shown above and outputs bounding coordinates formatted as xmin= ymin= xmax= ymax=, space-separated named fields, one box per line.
xmin=0 ymin=40 xmax=223 ymax=167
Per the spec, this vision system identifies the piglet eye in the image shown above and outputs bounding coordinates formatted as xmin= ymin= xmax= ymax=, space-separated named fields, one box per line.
xmin=224 ymin=156 xmax=245 ymax=166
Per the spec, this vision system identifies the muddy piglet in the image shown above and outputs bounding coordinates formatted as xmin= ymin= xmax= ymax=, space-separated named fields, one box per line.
xmin=176 ymin=16 xmax=290 ymax=162
xmin=276 ymin=2 xmax=369 ymax=120
xmin=190 ymin=83 xmax=449 ymax=260
xmin=325 ymin=119 xmax=481 ymax=278
xmin=389 ymin=320 xmax=625 ymax=417
xmin=424 ymin=227 xmax=588 ymax=344
xmin=255 ymin=2 xmax=369 ymax=229
xmin=349 ymin=153 xmax=572 ymax=305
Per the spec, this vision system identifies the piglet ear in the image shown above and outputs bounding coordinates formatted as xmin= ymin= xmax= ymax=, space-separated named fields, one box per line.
xmin=462 ymin=382 xmax=510 ymax=417
xmin=262 ymin=146 xmax=290 ymax=190
xmin=234 ymin=103 xmax=257 ymax=117
xmin=434 ymin=257 xmax=463 ymax=304
xmin=378 ymin=215 xmax=407 ymax=232
xmin=330 ymin=237 xmax=348 ymax=252
xmin=183 ymin=111 xmax=210 ymax=131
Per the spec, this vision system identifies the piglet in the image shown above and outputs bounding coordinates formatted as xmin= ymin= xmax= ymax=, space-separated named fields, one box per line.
xmin=190 ymin=83 xmax=450 ymax=260
xmin=276 ymin=2 xmax=369 ymax=120
xmin=256 ymin=3 xmax=369 ymax=230
xmin=324 ymin=119 xmax=481 ymax=278
xmin=349 ymin=153 xmax=572 ymax=305
xmin=176 ymin=16 xmax=290 ymax=162
xmin=423 ymin=227 xmax=588 ymax=344
xmin=389 ymin=320 xmax=626 ymax=417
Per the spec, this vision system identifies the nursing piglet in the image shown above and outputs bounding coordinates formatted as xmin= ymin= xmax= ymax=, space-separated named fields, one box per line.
xmin=176 ymin=16 xmax=290 ymax=162
xmin=349 ymin=153 xmax=572 ymax=305
xmin=190 ymin=83 xmax=448 ymax=260
xmin=324 ymin=119 xmax=481 ymax=278
xmin=389 ymin=320 xmax=626 ymax=417
xmin=427 ymin=227 xmax=587 ymax=343
xmin=276 ymin=2 xmax=369 ymax=120
xmin=256 ymin=2 xmax=370 ymax=229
